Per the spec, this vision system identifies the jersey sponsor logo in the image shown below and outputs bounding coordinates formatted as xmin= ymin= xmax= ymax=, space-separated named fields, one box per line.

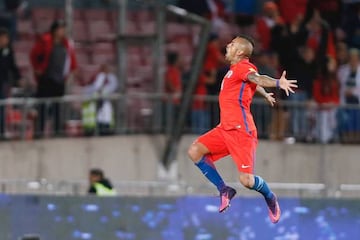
xmin=241 ymin=164 xmax=250 ymax=169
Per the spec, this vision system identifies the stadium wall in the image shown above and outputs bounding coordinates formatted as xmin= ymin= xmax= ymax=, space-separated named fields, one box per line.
xmin=0 ymin=136 xmax=358 ymax=193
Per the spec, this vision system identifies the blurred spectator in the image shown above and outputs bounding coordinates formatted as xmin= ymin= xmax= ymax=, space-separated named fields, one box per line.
xmin=294 ymin=46 xmax=318 ymax=99
xmin=308 ymin=0 xmax=342 ymax=29
xmin=271 ymin=11 xmax=306 ymax=77
xmin=88 ymin=168 xmax=116 ymax=196
xmin=192 ymin=71 xmax=214 ymax=134
xmin=207 ymin=0 xmax=228 ymax=31
xmin=256 ymin=51 xmax=278 ymax=76
xmin=30 ymin=19 xmax=77 ymax=137
xmin=336 ymin=41 xmax=349 ymax=67
xmin=0 ymin=27 xmax=22 ymax=138
xmin=256 ymin=1 xmax=284 ymax=51
xmin=165 ymin=52 xmax=182 ymax=101
xmin=164 ymin=52 xmax=182 ymax=131
xmin=233 ymin=0 xmax=257 ymax=16
xmin=233 ymin=0 xmax=256 ymax=28
xmin=210 ymin=65 xmax=228 ymax=127
xmin=204 ymin=34 xmax=226 ymax=76
xmin=203 ymin=34 xmax=226 ymax=127
xmin=178 ymin=0 xmax=211 ymax=18
xmin=82 ymin=64 xmax=118 ymax=136
xmin=267 ymin=53 xmax=289 ymax=140
xmin=0 ymin=0 xmax=25 ymax=40
xmin=289 ymin=46 xmax=317 ymax=141
xmin=313 ymin=59 xmax=339 ymax=143
xmin=343 ymin=3 xmax=360 ymax=48
xmin=204 ymin=33 xmax=226 ymax=93
xmin=5 ymin=89 xmax=37 ymax=140
xmin=338 ymin=48 xmax=360 ymax=143
xmin=302 ymin=8 xmax=336 ymax=68
xmin=254 ymin=51 xmax=278 ymax=138
xmin=277 ymin=0 xmax=307 ymax=25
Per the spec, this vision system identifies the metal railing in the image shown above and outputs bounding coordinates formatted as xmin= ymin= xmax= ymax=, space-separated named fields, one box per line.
xmin=0 ymin=93 xmax=359 ymax=144
xmin=1 ymin=178 xmax=360 ymax=198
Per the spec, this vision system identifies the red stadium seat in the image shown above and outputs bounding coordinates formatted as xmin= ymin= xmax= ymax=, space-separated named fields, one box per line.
xmin=88 ymin=20 xmax=115 ymax=42
xmin=166 ymin=39 xmax=193 ymax=56
xmin=109 ymin=12 xmax=138 ymax=35
xmin=125 ymin=21 xmax=139 ymax=35
xmin=128 ymin=53 xmax=142 ymax=66
xmin=126 ymin=98 xmax=153 ymax=131
xmin=83 ymin=9 xmax=110 ymax=21
xmin=13 ymin=41 xmax=33 ymax=54
xmin=109 ymin=11 xmax=118 ymax=26
xmin=17 ymin=20 xmax=35 ymax=40
xmin=142 ymin=56 xmax=154 ymax=67
xmin=92 ymin=42 xmax=115 ymax=52
xmin=134 ymin=10 xmax=154 ymax=25
xmin=110 ymin=11 xmax=132 ymax=26
xmin=91 ymin=51 xmax=116 ymax=65
xmin=140 ymin=46 xmax=152 ymax=56
xmin=18 ymin=65 xmax=34 ymax=83
xmin=78 ymin=64 xmax=99 ymax=85
xmin=126 ymin=11 xmax=137 ymax=22
xmin=126 ymin=76 xmax=143 ymax=85
xmin=116 ymin=21 xmax=139 ymax=35
xmin=127 ymin=46 xmax=142 ymax=55
xmin=90 ymin=43 xmax=116 ymax=64
xmin=166 ymin=23 xmax=191 ymax=39
xmin=15 ymin=52 xmax=31 ymax=67
xmin=139 ymin=22 xmax=155 ymax=35
xmin=73 ymin=20 xmax=89 ymax=42
xmin=109 ymin=10 xmax=138 ymax=25
xmin=33 ymin=19 xmax=53 ymax=35
xmin=137 ymin=65 xmax=153 ymax=79
xmin=32 ymin=8 xmax=57 ymax=21
xmin=57 ymin=9 xmax=84 ymax=20
xmin=76 ymin=51 xmax=91 ymax=65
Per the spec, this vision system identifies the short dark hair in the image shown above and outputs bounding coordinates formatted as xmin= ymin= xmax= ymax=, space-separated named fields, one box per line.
xmin=90 ymin=168 xmax=104 ymax=178
xmin=0 ymin=27 xmax=9 ymax=37
xmin=237 ymin=34 xmax=255 ymax=48
xmin=50 ymin=19 xmax=66 ymax=34
xmin=167 ymin=51 xmax=179 ymax=65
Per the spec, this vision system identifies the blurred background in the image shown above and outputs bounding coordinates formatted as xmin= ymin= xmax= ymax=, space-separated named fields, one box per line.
xmin=0 ymin=0 xmax=359 ymax=239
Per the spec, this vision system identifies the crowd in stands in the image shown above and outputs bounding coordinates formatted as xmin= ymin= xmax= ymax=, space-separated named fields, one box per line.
xmin=0 ymin=1 xmax=121 ymax=138
xmin=168 ymin=0 xmax=360 ymax=143
xmin=0 ymin=0 xmax=359 ymax=144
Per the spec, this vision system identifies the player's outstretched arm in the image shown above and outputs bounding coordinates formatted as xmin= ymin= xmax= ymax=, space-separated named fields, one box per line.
xmin=256 ymin=86 xmax=276 ymax=107
xmin=248 ymin=71 xmax=298 ymax=96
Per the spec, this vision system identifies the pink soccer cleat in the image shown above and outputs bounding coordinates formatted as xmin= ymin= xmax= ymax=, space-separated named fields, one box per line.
xmin=219 ymin=186 xmax=237 ymax=213
xmin=266 ymin=194 xmax=281 ymax=223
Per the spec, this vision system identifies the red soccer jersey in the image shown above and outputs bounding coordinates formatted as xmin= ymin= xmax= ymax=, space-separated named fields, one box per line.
xmin=218 ymin=59 xmax=258 ymax=131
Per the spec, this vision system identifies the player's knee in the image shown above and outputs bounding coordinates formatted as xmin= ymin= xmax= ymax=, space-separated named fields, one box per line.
xmin=239 ymin=173 xmax=254 ymax=189
xmin=187 ymin=144 xmax=203 ymax=163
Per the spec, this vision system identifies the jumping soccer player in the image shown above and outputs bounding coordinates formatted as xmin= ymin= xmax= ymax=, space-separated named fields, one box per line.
xmin=187 ymin=35 xmax=297 ymax=224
